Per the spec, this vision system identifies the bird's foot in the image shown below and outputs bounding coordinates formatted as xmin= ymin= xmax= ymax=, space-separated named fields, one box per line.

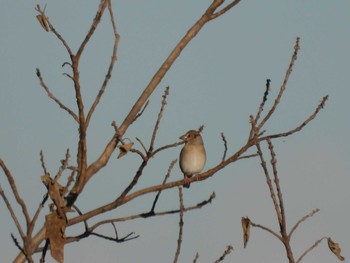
xmin=183 ymin=176 xmax=191 ymax=188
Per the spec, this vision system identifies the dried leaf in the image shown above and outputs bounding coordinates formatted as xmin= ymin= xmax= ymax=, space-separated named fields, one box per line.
xmin=41 ymin=175 xmax=66 ymax=219
xmin=241 ymin=217 xmax=251 ymax=248
xmin=327 ymin=237 xmax=345 ymax=261
xmin=117 ymin=142 xmax=134 ymax=159
xmin=36 ymin=14 xmax=49 ymax=32
xmin=45 ymin=212 xmax=66 ymax=263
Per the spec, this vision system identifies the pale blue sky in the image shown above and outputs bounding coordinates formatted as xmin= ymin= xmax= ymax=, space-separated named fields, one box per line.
xmin=1 ymin=1 xmax=349 ymax=262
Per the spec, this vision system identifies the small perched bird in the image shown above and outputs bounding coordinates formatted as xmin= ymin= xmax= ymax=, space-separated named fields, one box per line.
xmin=179 ymin=130 xmax=206 ymax=188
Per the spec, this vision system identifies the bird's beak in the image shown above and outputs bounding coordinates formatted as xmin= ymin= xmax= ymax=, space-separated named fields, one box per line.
xmin=179 ymin=134 xmax=187 ymax=141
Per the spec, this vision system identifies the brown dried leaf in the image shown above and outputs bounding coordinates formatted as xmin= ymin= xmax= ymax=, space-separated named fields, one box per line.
xmin=117 ymin=142 xmax=134 ymax=159
xmin=41 ymin=175 xmax=66 ymax=219
xmin=327 ymin=237 xmax=345 ymax=261
xmin=241 ymin=217 xmax=251 ymax=248
xmin=36 ymin=14 xmax=49 ymax=32
xmin=45 ymin=212 xmax=67 ymax=263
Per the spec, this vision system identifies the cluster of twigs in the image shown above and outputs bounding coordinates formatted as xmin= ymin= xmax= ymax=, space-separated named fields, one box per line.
xmin=0 ymin=0 xmax=342 ymax=262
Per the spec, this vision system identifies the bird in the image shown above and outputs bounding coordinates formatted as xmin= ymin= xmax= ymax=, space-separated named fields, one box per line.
xmin=179 ymin=130 xmax=206 ymax=188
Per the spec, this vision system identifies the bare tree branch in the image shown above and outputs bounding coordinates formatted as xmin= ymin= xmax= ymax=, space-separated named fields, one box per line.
xmin=296 ymin=237 xmax=328 ymax=263
xmin=86 ymin=0 xmax=120 ymax=128
xmin=36 ymin=69 xmax=79 ymax=123
xmin=0 ymin=184 xmax=25 ymax=239
xmin=257 ymin=37 xmax=300 ymax=131
xmin=149 ymin=87 xmax=170 ymax=152
xmin=173 ymin=187 xmax=184 ymax=263
xmin=289 ymin=209 xmax=320 ymax=239
xmin=221 ymin=132 xmax=228 ymax=162
xmin=150 ymin=159 xmax=177 ymax=213
xmin=0 ymin=160 xmax=30 ymax=233
xmin=214 ymin=245 xmax=234 ymax=263
xmin=39 ymin=150 xmax=48 ymax=175
xmin=260 ymin=96 xmax=328 ymax=141
xmin=76 ymin=0 xmax=109 ymax=60
xmin=250 ymin=221 xmax=282 ymax=242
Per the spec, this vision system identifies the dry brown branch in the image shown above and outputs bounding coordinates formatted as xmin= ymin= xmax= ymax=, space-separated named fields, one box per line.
xmin=254 ymin=132 xmax=282 ymax=225
xmin=267 ymin=139 xmax=287 ymax=234
xmin=0 ymin=184 xmax=25 ymax=239
xmin=221 ymin=132 xmax=228 ymax=162
xmin=0 ymin=160 xmax=30 ymax=232
xmin=11 ymin=234 xmax=27 ymax=259
xmin=214 ymin=245 xmax=234 ymax=263
xmin=85 ymin=0 xmax=120 ymax=128
xmin=132 ymin=100 xmax=150 ymax=124
xmin=173 ymin=187 xmax=184 ymax=263
xmin=250 ymin=221 xmax=282 ymax=241
xmin=78 ymin=192 xmax=216 ymax=234
xmin=296 ymin=237 xmax=327 ymax=263
xmin=36 ymin=69 xmax=79 ymax=123
xmin=149 ymin=87 xmax=170 ymax=152
xmin=193 ymin=252 xmax=199 ymax=263
xmin=211 ymin=0 xmax=241 ymax=19
xmin=255 ymin=79 xmax=271 ymax=123
xmin=35 ymin=5 xmax=73 ymax=56
xmin=151 ymin=141 xmax=184 ymax=157
xmin=257 ymin=37 xmax=300 ymax=131
xmin=237 ymin=153 xmax=258 ymax=160
xmin=76 ymin=0 xmax=108 ymax=59
xmin=54 ymin=149 xmax=70 ymax=182
xmin=40 ymin=150 xmax=48 ymax=175
xmin=62 ymin=169 xmax=77 ymax=197
xmin=289 ymin=209 xmax=320 ymax=239
xmin=28 ymin=202 xmax=45 ymax=238
xmin=150 ymin=159 xmax=177 ymax=213
xmin=260 ymin=96 xmax=328 ymax=141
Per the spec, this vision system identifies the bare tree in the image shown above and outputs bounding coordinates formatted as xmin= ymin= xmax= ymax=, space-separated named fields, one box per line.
xmin=0 ymin=1 xmax=343 ymax=262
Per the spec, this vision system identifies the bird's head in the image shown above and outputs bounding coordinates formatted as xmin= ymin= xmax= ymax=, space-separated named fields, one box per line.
xmin=179 ymin=130 xmax=203 ymax=145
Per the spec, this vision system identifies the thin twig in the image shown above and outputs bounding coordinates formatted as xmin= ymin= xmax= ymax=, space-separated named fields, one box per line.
xmin=193 ymin=252 xmax=199 ymax=263
xmin=267 ymin=139 xmax=287 ymax=233
xmin=260 ymin=96 xmax=328 ymax=141
xmin=251 ymin=119 xmax=282 ymax=225
xmin=214 ymin=245 xmax=234 ymax=263
xmin=255 ymin=79 xmax=271 ymax=123
xmin=76 ymin=0 xmax=109 ymax=59
xmin=85 ymin=192 xmax=216 ymax=231
xmin=0 ymin=184 xmax=25 ymax=239
xmin=39 ymin=150 xmax=48 ymax=175
xmin=296 ymin=237 xmax=328 ymax=263
xmin=36 ymin=69 xmax=79 ymax=123
xmin=221 ymin=132 xmax=228 ymax=162
xmin=237 ymin=153 xmax=258 ymax=160
xmin=0 ymin=160 xmax=31 ymax=231
xmin=257 ymin=37 xmax=300 ymax=131
xmin=250 ymin=221 xmax=282 ymax=242
xmin=11 ymin=234 xmax=26 ymax=257
xmin=132 ymin=100 xmax=149 ymax=125
xmin=210 ymin=0 xmax=241 ymax=19
xmin=150 ymin=159 xmax=177 ymax=213
xmin=86 ymin=0 xmax=120 ymax=128
xmin=35 ymin=5 xmax=73 ymax=56
xmin=136 ymin=137 xmax=148 ymax=154
xmin=149 ymin=87 xmax=170 ymax=152
xmin=173 ymin=187 xmax=184 ymax=263
xmin=289 ymin=209 xmax=320 ymax=239
xmin=54 ymin=149 xmax=70 ymax=181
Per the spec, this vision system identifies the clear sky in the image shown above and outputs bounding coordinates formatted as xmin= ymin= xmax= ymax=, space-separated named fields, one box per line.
xmin=1 ymin=0 xmax=349 ymax=262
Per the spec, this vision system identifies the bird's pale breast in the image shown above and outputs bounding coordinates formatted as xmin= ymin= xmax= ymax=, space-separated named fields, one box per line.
xmin=180 ymin=144 xmax=206 ymax=176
